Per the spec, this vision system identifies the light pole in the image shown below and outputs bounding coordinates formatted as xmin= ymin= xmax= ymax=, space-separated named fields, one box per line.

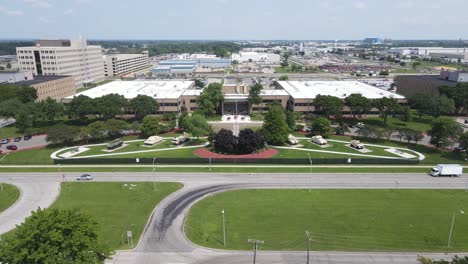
xmin=152 ymin=157 xmax=157 ymax=192
xmin=307 ymin=153 xmax=312 ymax=173
xmin=222 ymin=209 xmax=226 ymax=246
xmin=448 ymin=210 xmax=464 ymax=248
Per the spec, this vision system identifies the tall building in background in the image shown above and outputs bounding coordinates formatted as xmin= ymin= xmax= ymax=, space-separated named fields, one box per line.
xmin=16 ymin=38 xmax=105 ymax=87
xmin=103 ymin=51 xmax=149 ymax=77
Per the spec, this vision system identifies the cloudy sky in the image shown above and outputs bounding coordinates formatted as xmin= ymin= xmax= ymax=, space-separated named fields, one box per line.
xmin=0 ymin=0 xmax=467 ymax=40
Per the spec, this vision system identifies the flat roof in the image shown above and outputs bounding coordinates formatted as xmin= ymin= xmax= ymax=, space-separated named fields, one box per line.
xmin=67 ymin=80 xmax=194 ymax=100
xmin=260 ymin=89 xmax=289 ymax=96
xmin=14 ymin=75 xmax=71 ymax=86
xmin=278 ymin=81 xmax=405 ymax=99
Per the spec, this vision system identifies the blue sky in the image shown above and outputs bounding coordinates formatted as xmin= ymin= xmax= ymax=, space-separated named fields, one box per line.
xmin=0 ymin=0 xmax=467 ymax=40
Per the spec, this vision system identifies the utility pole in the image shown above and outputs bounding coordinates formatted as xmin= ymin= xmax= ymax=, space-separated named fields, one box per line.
xmin=306 ymin=231 xmax=312 ymax=264
xmin=248 ymin=239 xmax=264 ymax=264
xmin=307 ymin=153 xmax=312 ymax=173
xmin=448 ymin=210 xmax=464 ymax=248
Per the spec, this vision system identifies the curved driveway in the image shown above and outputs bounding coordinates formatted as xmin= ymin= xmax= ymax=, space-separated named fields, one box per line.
xmin=1 ymin=172 xmax=467 ymax=263
xmin=0 ymin=179 xmax=60 ymax=234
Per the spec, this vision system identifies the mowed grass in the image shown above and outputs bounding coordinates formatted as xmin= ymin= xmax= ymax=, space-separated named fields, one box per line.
xmin=186 ymin=189 xmax=468 ymax=252
xmin=52 ymin=182 xmax=182 ymax=250
xmin=0 ymin=183 xmax=20 ymax=213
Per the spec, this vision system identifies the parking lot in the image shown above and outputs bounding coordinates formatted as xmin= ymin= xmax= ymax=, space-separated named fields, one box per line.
xmin=0 ymin=134 xmax=48 ymax=154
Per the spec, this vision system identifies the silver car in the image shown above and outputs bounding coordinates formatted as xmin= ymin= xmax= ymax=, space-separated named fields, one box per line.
xmin=76 ymin=174 xmax=94 ymax=181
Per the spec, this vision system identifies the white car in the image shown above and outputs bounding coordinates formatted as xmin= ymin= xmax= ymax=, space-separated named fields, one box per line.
xmin=76 ymin=174 xmax=93 ymax=181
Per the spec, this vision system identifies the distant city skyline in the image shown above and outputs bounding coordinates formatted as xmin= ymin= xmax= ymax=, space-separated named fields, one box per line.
xmin=1 ymin=0 xmax=467 ymax=40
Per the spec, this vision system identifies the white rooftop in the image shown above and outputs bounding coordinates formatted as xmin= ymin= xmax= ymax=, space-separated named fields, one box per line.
xmin=67 ymin=80 xmax=194 ymax=100
xmin=260 ymin=89 xmax=289 ymax=96
xmin=278 ymin=81 xmax=405 ymax=99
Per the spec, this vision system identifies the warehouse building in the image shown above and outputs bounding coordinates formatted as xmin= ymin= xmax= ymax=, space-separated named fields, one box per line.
xmin=231 ymin=52 xmax=280 ymax=64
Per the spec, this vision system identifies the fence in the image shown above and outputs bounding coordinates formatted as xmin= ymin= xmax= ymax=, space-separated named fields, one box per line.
xmin=54 ymin=157 xmax=419 ymax=165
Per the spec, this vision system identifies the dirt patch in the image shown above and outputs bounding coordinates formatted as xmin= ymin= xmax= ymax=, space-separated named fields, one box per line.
xmin=194 ymin=148 xmax=278 ymax=159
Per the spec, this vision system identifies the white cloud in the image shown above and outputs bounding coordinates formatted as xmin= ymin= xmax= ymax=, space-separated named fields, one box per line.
xmin=0 ymin=6 xmax=23 ymax=16
xmin=24 ymin=0 xmax=52 ymax=8
xmin=64 ymin=8 xmax=73 ymax=15
xmin=353 ymin=1 xmax=367 ymax=9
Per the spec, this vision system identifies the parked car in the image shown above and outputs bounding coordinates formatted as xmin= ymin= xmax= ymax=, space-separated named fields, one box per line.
xmin=14 ymin=137 xmax=22 ymax=142
xmin=24 ymin=135 xmax=32 ymax=140
xmin=76 ymin=174 xmax=94 ymax=181
xmin=6 ymin=145 xmax=17 ymax=150
xmin=355 ymin=122 xmax=365 ymax=129
xmin=1 ymin=138 xmax=10 ymax=144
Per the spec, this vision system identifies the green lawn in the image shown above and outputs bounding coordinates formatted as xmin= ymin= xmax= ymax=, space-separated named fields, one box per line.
xmin=363 ymin=112 xmax=435 ymax=132
xmin=70 ymin=140 xmax=174 ymax=157
xmin=52 ymin=182 xmax=182 ymax=250
xmin=186 ymin=189 xmax=468 ymax=252
xmin=0 ymin=147 xmax=59 ymax=165
xmin=0 ymin=183 xmax=20 ymax=213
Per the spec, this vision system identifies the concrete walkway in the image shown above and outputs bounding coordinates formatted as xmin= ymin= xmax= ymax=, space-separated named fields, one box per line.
xmin=0 ymin=180 xmax=60 ymax=234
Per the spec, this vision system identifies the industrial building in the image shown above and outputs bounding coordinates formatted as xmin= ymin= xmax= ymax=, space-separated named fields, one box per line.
xmin=395 ymin=70 xmax=468 ymax=98
xmin=231 ymin=52 xmax=280 ymax=64
xmin=363 ymin=38 xmax=383 ymax=45
xmin=153 ymin=57 xmax=231 ymax=74
xmin=103 ymin=52 xmax=149 ymax=77
xmin=389 ymin=47 xmax=467 ymax=57
xmin=16 ymin=39 xmax=105 ymax=87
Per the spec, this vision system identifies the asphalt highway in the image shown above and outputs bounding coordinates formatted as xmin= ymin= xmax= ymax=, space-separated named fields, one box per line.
xmin=1 ymin=172 xmax=467 ymax=264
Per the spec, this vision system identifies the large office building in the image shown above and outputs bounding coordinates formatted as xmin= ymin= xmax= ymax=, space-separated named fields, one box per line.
xmin=103 ymin=52 xmax=149 ymax=77
xmin=395 ymin=70 xmax=468 ymax=98
xmin=16 ymin=39 xmax=105 ymax=87
xmin=65 ymin=80 xmax=406 ymax=115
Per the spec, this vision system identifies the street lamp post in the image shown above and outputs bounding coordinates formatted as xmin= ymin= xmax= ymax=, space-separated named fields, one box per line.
xmin=448 ymin=210 xmax=464 ymax=248
xmin=152 ymin=157 xmax=157 ymax=192
xmin=307 ymin=153 xmax=312 ymax=173
xmin=222 ymin=209 xmax=226 ymax=246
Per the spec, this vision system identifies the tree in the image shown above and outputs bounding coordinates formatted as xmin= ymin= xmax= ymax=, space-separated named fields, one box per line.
xmin=16 ymin=86 xmax=38 ymax=103
xmin=379 ymin=71 xmax=389 ymax=76
xmin=382 ymin=125 xmax=396 ymax=140
xmin=439 ymin=83 xmax=468 ymax=115
xmin=0 ymin=208 xmax=109 ymax=264
xmin=418 ymin=255 xmax=468 ymax=264
xmin=87 ymin=121 xmax=108 ymax=142
xmin=14 ymin=106 xmax=33 ymax=132
xmin=309 ymin=117 xmax=333 ymax=138
xmin=68 ymin=95 xmax=94 ymax=120
xmin=345 ymin=94 xmax=371 ymax=118
xmin=94 ymin=94 xmax=126 ymax=120
xmin=237 ymin=128 xmax=264 ymax=154
xmin=314 ymin=95 xmax=344 ymax=118
xmin=213 ymin=129 xmax=237 ymax=154
xmin=46 ymin=125 xmax=79 ymax=145
xmin=182 ymin=114 xmax=212 ymax=139
xmin=428 ymin=117 xmax=460 ymax=149
xmin=411 ymin=94 xmax=455 ymax=118
xmin=128 ymin=95 xmax=159 ymax=120
xmin=248 ymin=83 xmax=262 ymax=113
xmin=458 ymin=132 xmax=468 ymax=153
xmin=334 ymin=123 xmax=350 ymax=135
xmin=285 ymin=110 xmax=296 ymax=131
xmin=37 ymin=97 xmax=64 ymax=122
xmin=197 ymin=83 xmax=224 ymax=116
xmin=6 ymin=62 xmax=11 ymax=69
xmin=260 ymin=104 xmax=289 ymax=145
xmin=372 ymin=97 xmax=399 ymax=125
xmin=400 ymin=106 xmax=412 ymax=122
xmin=140 ymin=116 xmax=160 ymax=136
xmin=105 ymin=119 xmax=128 ymax=137
xmin=193 ymin=79 xmax=205 ymax=88
xmin=412 ymin=62 xmax=421 ymax=70
xmin=278 ymin=75 xmax=288 ymax=81
xmin=0 ymin=99 xmax=22 ymax=119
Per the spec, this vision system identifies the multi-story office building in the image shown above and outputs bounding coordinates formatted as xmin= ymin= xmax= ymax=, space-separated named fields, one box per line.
xmin=16 ymin=39 xmax=105 ymax=87
xmin=103 ymin=51 xmax=149 ymax=77
xmin=13 ymin=75 xmax=76 ymax=101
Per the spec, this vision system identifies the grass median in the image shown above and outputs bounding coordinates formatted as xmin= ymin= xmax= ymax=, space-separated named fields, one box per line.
xmin=186 ymin=189 xmax=468 ymax=252
xmin=51 ymin=182 xmax=182 ymax=250
xmin=0 ymin=183 xmax=20 ymax=213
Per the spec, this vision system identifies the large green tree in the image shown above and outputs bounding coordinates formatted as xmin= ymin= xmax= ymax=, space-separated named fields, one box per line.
xmin=68 ymin=95 xmax=94 ymax=120
xmin=140 ymin=116 xmax=160 ymax=136
xmin=248 ymin=83 xmax=262 ymax=113
xmin=37 ymin=97 xmax=64 ymax=122
xmin=94 ymin=94 xmax=127 ymax=120
xmin=344 ymin=94 xmax=372 ymax=118
xmin=428 ymin=117 xmax=460 ymax=149
xmin=197 ymin=83 xmax=224 ymax=116
xmin=87 ymin=121 xmax=108 ymax=142
xmin=0 ymin=208 xmax=109 ymax=264
xmin=411 ymin=94 xmax=455 ymax=118
xmin=0 ymin=99 xmax=23 ymax=119
xmin=105 ymin=119 xmax=128 ymax=138
xmin=182 ymin=114 xmax=212 ymax=139
xmin=128 ymin=95 xmax=159 ymax=120
xmin=372 ymin=97 xmax=400 ymax=125
xmin=260 ymin=104 xmax=289 ymax=145
xmin=309 ymin=117 xmax=333 ymax=138
xmin=46 ymin=125 xmax=79 ymax=145
xmin=438 ymin=83 xmax=468 ymax=114
xmin=314 ymin=95 xmax=344 ymax=118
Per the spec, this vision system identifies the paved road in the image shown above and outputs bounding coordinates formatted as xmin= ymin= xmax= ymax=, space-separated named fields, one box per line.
xmin=1 ymin=172 xmax=467 ymax=263
xmin=0 ymin=180 xmax=60 ymax=234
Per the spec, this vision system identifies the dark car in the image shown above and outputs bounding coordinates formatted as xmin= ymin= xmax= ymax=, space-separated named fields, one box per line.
xmin=465 ymin=120 xmax=468 ymax=124
xmin=1 ymin=138 xmax=9 ymax=144
xmin=76 ymin=174 xmax=93 ymax=181
xmin=6 ymin=145 xmax=17 ymax=150
xmin=14 ymin=137 xmax=22 ymax=142
xmin=24 ymin=135 xmax=32 ymax=140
